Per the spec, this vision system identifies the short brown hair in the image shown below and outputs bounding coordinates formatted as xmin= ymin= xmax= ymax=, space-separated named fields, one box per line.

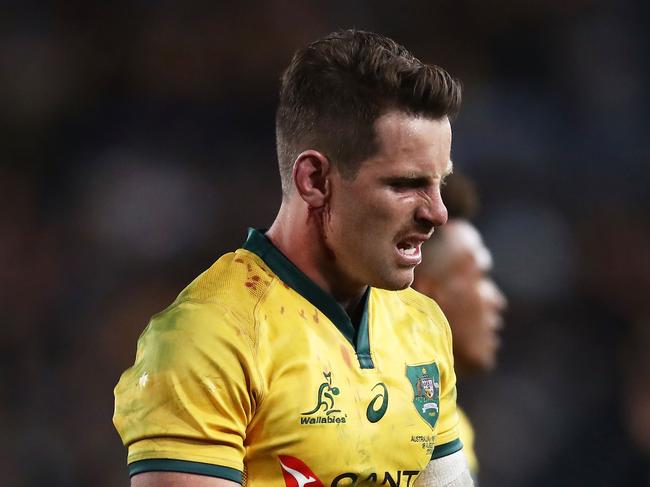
xmin=276 ymin=29 xmax=462 ymax=195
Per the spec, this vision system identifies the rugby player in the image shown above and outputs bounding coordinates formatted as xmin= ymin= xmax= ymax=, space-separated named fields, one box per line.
xmin=114 ymin=29 xmax=473 ymax=486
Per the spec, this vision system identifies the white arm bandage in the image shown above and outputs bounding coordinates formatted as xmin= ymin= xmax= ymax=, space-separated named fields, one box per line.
xmin=414 ymin=450 xmax=474 ymax=487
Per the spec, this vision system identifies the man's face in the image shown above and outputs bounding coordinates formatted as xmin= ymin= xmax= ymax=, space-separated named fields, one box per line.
xmin=429 ymin=221 xmax=507 ymax=374
xmin=323 ymin=111 xmax=452 ymax=293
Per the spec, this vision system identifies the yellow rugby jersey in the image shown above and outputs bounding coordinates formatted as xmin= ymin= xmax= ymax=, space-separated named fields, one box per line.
xmin=114 ymin=229 xmax=462 ymax=485
xmin=457 ymin=406 xmax=478 ymax=478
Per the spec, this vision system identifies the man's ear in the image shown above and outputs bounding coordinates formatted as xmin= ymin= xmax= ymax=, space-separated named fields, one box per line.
xmin=292 ymin=150 xmax=332 ymax=208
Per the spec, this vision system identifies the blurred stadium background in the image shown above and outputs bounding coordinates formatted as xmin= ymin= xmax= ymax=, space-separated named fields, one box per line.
xmin=1 ymin=1 xmax=648 ymax=486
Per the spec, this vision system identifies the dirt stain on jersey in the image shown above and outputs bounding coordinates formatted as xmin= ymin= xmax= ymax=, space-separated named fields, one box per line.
xmin=340 ymin=344 xmax=352 ymax=368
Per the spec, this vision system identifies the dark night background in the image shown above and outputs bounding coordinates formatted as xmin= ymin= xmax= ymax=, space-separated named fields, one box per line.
xmin=1 ymin=1 xmax=649 ymax=485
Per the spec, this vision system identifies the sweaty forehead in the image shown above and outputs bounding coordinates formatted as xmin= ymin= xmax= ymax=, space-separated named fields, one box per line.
xmin=369 ymin=111 xmax=452 ymax=173
xmin=374 ymin=110 xmax=451 ymax=140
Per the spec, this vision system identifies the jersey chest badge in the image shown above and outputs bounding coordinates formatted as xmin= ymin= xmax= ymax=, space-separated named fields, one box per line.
xmin=406 ymin=363 xmax=440 ymax=429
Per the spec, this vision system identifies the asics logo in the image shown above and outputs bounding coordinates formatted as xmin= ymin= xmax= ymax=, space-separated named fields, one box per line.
xmin=366 ymin=382 xmax=389 ymax=423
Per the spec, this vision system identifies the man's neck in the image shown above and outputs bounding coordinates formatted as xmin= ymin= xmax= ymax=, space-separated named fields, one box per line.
xmin=266 ymin=202 xmax=367 ymax=318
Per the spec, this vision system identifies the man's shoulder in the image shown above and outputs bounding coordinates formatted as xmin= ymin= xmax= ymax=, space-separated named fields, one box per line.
xmin=374 ymin=286 xmax=446 ymax=317
xmin=144 ymin=249 xmax=277 ymax=337
xmin=372 ymin=286 xmax=452 ymax=341
xmin=371 ymin=288 xmax=454 ymax=368
xmin=176 ymin=248 xmax=276 ymax=306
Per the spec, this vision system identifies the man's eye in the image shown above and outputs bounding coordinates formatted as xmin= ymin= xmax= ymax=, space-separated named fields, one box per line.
xmin=389 ymin=179 xmax=425 ymax=189
xmin=390 ymin=181 xmax=412 ymax=189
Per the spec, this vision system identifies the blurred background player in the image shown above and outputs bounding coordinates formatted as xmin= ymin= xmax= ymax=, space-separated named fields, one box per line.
xmin=413 ymin=173 xmax=507 ymax=481
xmin=2 ymin=3 xmax=648 ymax=486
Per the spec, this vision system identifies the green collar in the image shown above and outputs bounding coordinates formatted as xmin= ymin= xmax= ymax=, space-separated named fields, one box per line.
xmin=243 ymin=228 xmax=373 ymax=369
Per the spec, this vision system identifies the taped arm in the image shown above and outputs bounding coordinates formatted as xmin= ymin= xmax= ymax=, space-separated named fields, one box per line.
xmin=414 ymin=450 xmax=474 ymax=487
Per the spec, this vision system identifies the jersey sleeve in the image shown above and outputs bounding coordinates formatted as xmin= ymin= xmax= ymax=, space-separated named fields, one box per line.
xmin=113 ymin=300 xmax=261 ymax=483
xmin=431 ymin=305 xmax=463 ymax=459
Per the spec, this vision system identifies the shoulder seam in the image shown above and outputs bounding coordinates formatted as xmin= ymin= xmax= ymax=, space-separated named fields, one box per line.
xmin=249 ymin=274 xmax=277 ymax=412
xmin=168 ymin=278 xmax=273 ymax=418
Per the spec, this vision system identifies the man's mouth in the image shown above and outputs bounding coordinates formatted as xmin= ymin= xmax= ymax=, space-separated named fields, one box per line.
xmin=396 ymin=239 xmax=424 ymax=263
xmin=398 ymin=242 xmax=419 ymax=256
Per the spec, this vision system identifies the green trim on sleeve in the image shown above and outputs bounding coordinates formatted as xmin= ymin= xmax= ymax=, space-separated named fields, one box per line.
xmin=431 ymin=438 xmax=463 ymax=460
xmin=128 ymin=459 xmax=243 ymax=483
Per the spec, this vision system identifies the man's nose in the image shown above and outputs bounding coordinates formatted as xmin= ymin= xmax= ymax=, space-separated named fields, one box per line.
xmin=415 ymin=190 xmax=448 ymax=229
